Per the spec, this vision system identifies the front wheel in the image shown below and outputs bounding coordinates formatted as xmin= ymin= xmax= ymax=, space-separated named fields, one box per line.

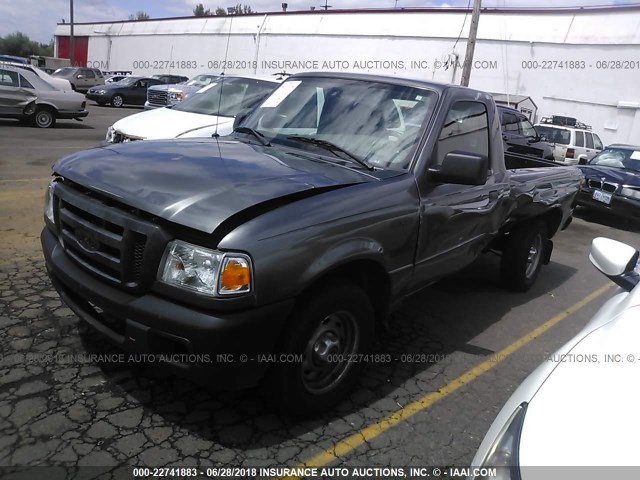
xmin=32 ymin=107 xmax=56 ymax=128
xmin=263 ymin=281 xmax=374 ymax=417
xmin=501 ymin=221 xmax=548 ymax=292
xmin=110 ymin=95 xmax=124 ymax=108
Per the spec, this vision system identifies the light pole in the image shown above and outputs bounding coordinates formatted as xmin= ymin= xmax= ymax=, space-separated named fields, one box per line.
xmin=69 ymin=0 xmax=75 ymax=66
xmin=460 ymin=0 xmax=482 ymax=87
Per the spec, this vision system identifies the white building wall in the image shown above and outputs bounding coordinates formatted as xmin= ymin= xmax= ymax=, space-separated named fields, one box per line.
xmin=56 ymin=8 xmax=640 ymax=145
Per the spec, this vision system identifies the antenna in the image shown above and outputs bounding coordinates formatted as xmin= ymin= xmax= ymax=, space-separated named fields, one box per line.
xmin=213 ymin=15 xmax=234 ymax=139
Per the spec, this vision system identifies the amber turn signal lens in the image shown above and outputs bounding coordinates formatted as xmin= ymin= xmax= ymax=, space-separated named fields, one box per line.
xmin=219 ymin=258 xmax=251 ymax=293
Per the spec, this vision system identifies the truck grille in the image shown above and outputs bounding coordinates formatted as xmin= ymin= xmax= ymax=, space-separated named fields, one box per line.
xmin=147 ymin=90 xmax=168 ymax=106
xmin=587 ymin=179 xmax=618 ymax=193
xmin=54 ymin=182 xmax=166 ymax=291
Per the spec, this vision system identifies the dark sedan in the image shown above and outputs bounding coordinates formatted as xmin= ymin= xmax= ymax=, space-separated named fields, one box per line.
xmin=85 ymin=77 xmax=165 ymax=107
xmin=578 ymin=144 xmax=640 ymax=219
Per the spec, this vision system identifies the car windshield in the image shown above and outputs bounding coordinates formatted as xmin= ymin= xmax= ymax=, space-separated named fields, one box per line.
xmin=241 ymin=76 xmax=437 ymax=170
xmin=173 ymin=78 xmax=277 ymax=118
xmin=186 ymin=74 xmax=219 ymax=87
xmin=588 ymin=148 xmax=640 ymax=172
xmin=53 ymin=67 xmax=75 ymax=76
xmin=117 ymin=77 xmax=141 ymax=86
xmin=536 ymin=126 xmax=571 ymax=145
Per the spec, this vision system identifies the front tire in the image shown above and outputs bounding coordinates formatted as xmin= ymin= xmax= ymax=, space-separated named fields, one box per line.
xmin=32 ymin=107 xmax=56 ymax=128
xmin=111 ymin=95 xmax=124 ymax=108
xmin=501 ymin=221 xmax=548 ymax=292
xmin=263 ymin=281 xmax=374 ymax=417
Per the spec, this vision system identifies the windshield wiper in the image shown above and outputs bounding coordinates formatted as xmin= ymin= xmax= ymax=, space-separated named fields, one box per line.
xmin=234 ymin=126 xmax=271 ymax=146
xmin=286 ymin=135 xmax=373 ymax=171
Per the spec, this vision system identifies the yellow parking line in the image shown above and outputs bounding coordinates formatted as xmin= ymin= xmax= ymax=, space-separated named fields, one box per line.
xmin=281 ymin=282 xmax=614 ymax=479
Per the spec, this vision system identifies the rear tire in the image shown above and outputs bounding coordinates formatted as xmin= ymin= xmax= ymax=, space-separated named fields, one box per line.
xmin=501 ymin=221 xmax=548 ymax=292
xmin=32 ymin=107 xmax=56 ymax=128
xmin=263 ymin=281 xmax=374 ymax=417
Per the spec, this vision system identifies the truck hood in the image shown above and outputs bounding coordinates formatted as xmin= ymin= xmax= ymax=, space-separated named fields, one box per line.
xmin=112 ymin=107 xmax=234 ymax=140
xmin=518 ymin=304 xmax=640 ymax=469
xmin=52 ymin=139 xmax=376 ymax=233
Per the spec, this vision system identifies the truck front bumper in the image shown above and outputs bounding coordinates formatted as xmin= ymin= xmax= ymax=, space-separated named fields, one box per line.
xmin=41 ymin=227 xmax=294 ymax=389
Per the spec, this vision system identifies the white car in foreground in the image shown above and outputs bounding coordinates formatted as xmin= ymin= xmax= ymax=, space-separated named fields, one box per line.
xmin=105 ymin=75 xmax=282 ymax=143
xmin=471 ymin=237 xmax=640 ymax=478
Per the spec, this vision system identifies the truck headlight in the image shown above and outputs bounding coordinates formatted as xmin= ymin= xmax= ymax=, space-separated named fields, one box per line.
xmin=169 ymin=91 xmax=184 ymax=101
xmin=159 ymin=240 xmax=252 ymax=297
xmin=44 ymin=179 xmax=56 ymax=224
xmin=621 ymin=187 xmax=640 ymax=200
xmin=105 ymin=126 xmax=115 ymax=143
xmin=473 ymin=403 xmax=527 ymax=480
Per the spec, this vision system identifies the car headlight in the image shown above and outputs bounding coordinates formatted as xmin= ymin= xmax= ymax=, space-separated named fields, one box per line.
xmin=44 ymin=179 xmax=56 ymax=224
xmin=105 ymin=126 xmax=115 ymax=143
xmin=158 ymin=240 xmax=252 ymax=297
xmin=474 ymin=403 xmax=527 ymax=480
xmin=620 ymin=186 xmax=640 ymax=200
xmin=97 ymin=89 xmax=106 ymax=95
xmin=169 ymin=91 xmax=184 ymax=101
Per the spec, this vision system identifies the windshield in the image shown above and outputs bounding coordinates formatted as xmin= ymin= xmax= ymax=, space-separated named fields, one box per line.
xmin=241 ymin=76 xmax=437 ymax=170
xmin=588 ymin=148 xmax=640 ymax=172
xmin=116 ymin=77 xmax=141 ymax=86
xmin=173 ymin=78 xmax=277 ymax=118
xmin=53 ymin=67 xmax=75 ymax=76
xmin=186 ymin=74 xmax=219 ymax=87
xmin=536 ymin=125 xmax=570 ymax=145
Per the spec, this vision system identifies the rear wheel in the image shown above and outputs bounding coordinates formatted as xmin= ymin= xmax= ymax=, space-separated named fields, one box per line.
xmin=263 ymin=281 xmax=374 ymax=417
xmin=501 ymin=221 xmax=548 ymax=292
xmin=111 ymin=95 xmax=124 ymax=108
xmin=32 ymin=107 xmax=56 ymax=128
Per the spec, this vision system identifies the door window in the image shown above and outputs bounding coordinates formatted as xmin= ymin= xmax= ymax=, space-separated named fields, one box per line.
xmin=593 ymin=134 xmax=604 ymax=150
xmin=575 ymin=131 xmax=585 ymax=147
xmin=434 ymin=101 xmax=489 ymax=168
xmin=501 ymin=112 xmax=519 ymax=132
xmin=18 ymin=75 xmax=34 ymax=89
xmin=0 ymin=69 xmax=19 ymax=87
xmin=585 ymin=132 xmax=594 ymax=149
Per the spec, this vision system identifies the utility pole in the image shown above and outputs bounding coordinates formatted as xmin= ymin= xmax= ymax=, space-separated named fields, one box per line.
xmin=69 ymin=0 xmax=75 ymax=66
xmin=460 ymin=0 xmax=481 ymax=87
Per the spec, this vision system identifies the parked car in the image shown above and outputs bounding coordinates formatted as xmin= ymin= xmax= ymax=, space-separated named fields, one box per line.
xmin=0 ymin=61 xmax=72 ymax=91
xmin=576 ymin=144 xmax=640 ymax=220
xmin=151 ymin=74 xmax=189 ymax=84
xmin=535 ymin=116 xmax=604 ymax=165
xmin=105 ymin=75 xmax=281 ymax=143
xmin=145 ymin=73 xmax=220 ymax=109
xmin=471 ymin=236 xmax=640 ymax=475
xmin=52 ymin=67 xmax=105 ymax=92
xmin=86 ymin=76 xmax=166 ymax=107
xmin=42 ymin=72 xmax=581 ymax=416
xmin=498 ymin=106 xmax=555 ymax=161
xmin=0 ymin=65 xmax=88 ymax=128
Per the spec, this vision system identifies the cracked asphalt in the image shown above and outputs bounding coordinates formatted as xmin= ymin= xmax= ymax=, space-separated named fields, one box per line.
xmin=1 ymin=105 xmax=639 ymax=479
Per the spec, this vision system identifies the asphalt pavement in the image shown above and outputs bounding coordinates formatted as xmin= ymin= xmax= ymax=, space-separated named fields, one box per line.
xmin=1 ymin=104 xmax=639 ymax=477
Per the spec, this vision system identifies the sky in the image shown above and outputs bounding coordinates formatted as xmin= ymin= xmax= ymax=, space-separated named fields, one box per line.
xmin=0 ymin=0 xmax=637 ymax=43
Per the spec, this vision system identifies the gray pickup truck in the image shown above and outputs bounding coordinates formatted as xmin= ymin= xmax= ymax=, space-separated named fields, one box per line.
xmin=41 ymin=73 xmax=581 ymax=415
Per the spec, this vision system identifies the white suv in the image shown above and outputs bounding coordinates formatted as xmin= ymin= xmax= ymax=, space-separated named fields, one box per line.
xmin=535 ymin=117 xmax=604 ymax=165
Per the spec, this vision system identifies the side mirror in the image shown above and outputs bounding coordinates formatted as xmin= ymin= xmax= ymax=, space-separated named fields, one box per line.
xmin=527 ymin=135 xmax=540 ymax=144
xmin=590 ymin=237 xmax=640 ymax=291
xmin=429 ymin=151 xmax=488 ymax=186
xmin=76 ymin=74 xmax=84 ymax=79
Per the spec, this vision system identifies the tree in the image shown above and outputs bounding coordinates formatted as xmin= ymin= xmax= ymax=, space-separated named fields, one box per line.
xmin=193 ymin=3 xmax=212 ymax=16
xmin=128 ymin=11 xmax=150 ymax=20
xmin=215 ymin=7 xmax=227 ymax=15
xmin=238 ymin=4 xmax=253 ymax=14
xmin=0 ymin=32 xmax=52 ymax=57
